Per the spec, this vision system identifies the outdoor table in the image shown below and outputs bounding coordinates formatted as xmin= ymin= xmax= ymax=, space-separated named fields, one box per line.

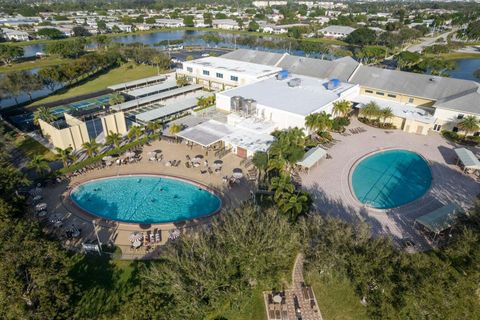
xmin=273 ymin=295 xmax=282 ymax=304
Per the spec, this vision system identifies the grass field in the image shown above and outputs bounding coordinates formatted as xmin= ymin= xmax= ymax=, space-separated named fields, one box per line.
xmin=208 ymin=288 xmax=266 ymax=320
xmin=432 ymin=52 xmax=480 ymax=60
xmin=28 ymin=62 xmax=160 ymax=107
xmin=0 ymin=56 xmax=71 ymax=73
xmin=307 ymin=272 xmax=369 ymax=320
xmin=14 ymin=134 xmax=56 ymax=161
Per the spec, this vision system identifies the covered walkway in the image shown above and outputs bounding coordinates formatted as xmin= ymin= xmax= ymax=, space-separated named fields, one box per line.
xmin=415 ymin=203 xmax=464 ymax=239
xmin=297 ymin=146 xmax=327 ymax=170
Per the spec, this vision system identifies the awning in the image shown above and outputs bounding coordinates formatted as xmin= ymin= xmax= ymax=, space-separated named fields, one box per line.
xmin=415 ymin=203 xmax=464 ymax=234
xmin=454 ymin=148 xmax=480 ymax=170
xmin=296 ymin=146 xmax=327 ymax=168
xmin=176 ymin=120 xmax=233 ymax=147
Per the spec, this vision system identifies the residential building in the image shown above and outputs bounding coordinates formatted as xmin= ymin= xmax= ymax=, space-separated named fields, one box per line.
xmin=155 ymin=19 xmax=184 ymax=28
xmin=212 ymin=19 xmax=240 ymax=30
xmin=106 ymin=23 xmax=132 ymax=33
xmin=319 ymin=25 xmax=356 ymax=39
xmin=1 ymin=28 xmax=29 ymax=41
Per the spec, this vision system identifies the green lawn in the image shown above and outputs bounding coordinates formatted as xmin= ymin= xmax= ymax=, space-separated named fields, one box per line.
xmin=428 ymin=52 xmax=480 ymax=60
xmin=0 ymin=56 xmax=71 ymax=73
xmin=28 ymin=62 xmax=160 ymax=107
xmin=208 ymin=288 xmax=267 ymax=320
xmin=14 ymin=134 xmax=56 ymax=161
xmin=307 ymin=272 xmax=369 ymax=320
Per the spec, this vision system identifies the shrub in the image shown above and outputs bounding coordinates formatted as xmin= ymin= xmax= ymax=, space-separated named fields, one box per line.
xmin=441 ymin=130 xmax=459 ymax=141
xmin=331 ymin=117 xmax=350 ymax=132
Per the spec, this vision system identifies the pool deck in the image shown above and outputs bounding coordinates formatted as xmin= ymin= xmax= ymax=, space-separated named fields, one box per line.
xmin=40 ymin=139 xmax=252 ymax=259
xmin=301 ymin=117 xmax=480 ymax=249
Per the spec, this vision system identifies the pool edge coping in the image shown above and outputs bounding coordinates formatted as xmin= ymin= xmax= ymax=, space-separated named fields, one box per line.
xmin=64 ymin=173 xmax=224 ymax=230
xmin=347 ymin=147 xmax=434 ymax=213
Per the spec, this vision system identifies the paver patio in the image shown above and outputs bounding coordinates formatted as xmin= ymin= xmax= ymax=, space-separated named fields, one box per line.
xmin=301 ymin=117 xmax=480 ymax=247
xmin=40 ymin=138 xmax=252 ymax=259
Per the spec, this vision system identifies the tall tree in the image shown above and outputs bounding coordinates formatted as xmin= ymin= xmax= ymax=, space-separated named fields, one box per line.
xmin=0 ymin=45 xmax=24 ymax=65
xmin=105 ymin=131 xmax=122 ymax=148
xmin=458 ymin=115 xmax=480 ymax=139
xmin=26 ymin=155 xmax=50 ymax=176
xmin=54 ymin=147 xmax=75 ymax=167
xmin=33 ymin=106 xmax=56 ymax=125
xmin=332 ymin=100 xmax=352 ymax=118
xmin=82 ymin=140 xmax=101 ymax=157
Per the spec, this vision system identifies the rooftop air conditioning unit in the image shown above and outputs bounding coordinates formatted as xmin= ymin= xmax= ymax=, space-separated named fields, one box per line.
xmin=288 ymin=78 xmax=301 ymax=87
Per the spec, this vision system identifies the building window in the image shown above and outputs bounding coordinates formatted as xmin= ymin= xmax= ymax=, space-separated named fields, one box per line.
xmin=408 ymin=97 xmax=414 ymax=103
xmin=387 ymin=94 xmax=396 ymax=98
xmin=453 ymin=127 xmax=459 ymax=132
xmin=433 ymin=124 xmax=442 ymax=131
xmin=186 ymin=67 xmax=193 ymax=72
xmin=457 ymin=114 xmax=464 ymax=120
xmin=202 ymin=70 xmax=210 ymax=76
xmin=376 ymin=91 xmax=384 ymax=96
xmin=230 ymin=75 xmax=238 ymax=82
xmin=216 ymin=73 xmax=223 ymax=79
xmin=365 ymin=90 xmax=373 ymax=94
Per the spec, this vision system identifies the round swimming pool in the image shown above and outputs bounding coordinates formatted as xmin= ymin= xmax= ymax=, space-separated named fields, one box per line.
xmin=351 ymin=150 xmax=432 ymax=209
xmin=70 ymin=175 xmax=221 ymax=224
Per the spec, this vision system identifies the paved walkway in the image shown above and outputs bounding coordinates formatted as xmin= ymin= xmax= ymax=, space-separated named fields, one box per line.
xmin=301 ymin=118 xmax=480 ymax=248
xmin=264 ymin=254 xmax=323 ymax=320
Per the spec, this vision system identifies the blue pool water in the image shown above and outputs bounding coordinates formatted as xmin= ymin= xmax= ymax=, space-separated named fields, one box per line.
xmin=70 ymin=176 xmax=221 ymax=223
xmin=352 ymin=150 xmax=432 ymax=209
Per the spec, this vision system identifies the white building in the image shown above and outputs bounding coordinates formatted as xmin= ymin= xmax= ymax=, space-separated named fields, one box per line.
xmin=216 ymin=74 xmax=359 ymax=131
xmin=253 ymin=1 xmax=288 ymax=8
xmin=106 ymin=23 xmax=132 ymax=32
xmin=155 ymin=19 xmax=184 ymax=28
xmin=319 ymin=25 xmax=356 ymax=39
xmin=1 ymin=28 xmax=29 ymax=41
xmin=179 ymin=56 xmax=282 ymax=91
xmin=212 ymin=19 xmax=240 ymax=30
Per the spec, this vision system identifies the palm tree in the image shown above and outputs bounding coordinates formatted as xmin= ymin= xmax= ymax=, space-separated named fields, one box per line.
xmin=270 ymin=174 xmax=295 ymax=201
xmin=82 ymin=140 xmax=101 ymax=157
xmin=360 ymin=101 xmax=381 ymax=120
xmin=168 ymin=123 xmax=182 ymax=136
xmin=146 ymin=121 xmax=161 ymax=135
xmin=277 ymin=192 xmax=309 ymax=222
xmin=105 ymin=131 xmax=122 ymax=148
xmin=176 ymin=76 xmax=189 ymax=87
xmin=458 ymin=115 xmax=480 ymax=139
xmin=54 ymin=147 xmax=75 ymax=167
xmin=151 ymin=55 xmax=165 ymax=75
xmin=27 ymin=155 xmax=50 ymax=176
xmin=33 ymin=107 xmax=56 ymax=125
xmin=252 ymin=151 xmax=269 ymax=183
xmin=109 ymin=93 xmax=125 ymax=106
xmin=305 ymin=112 xmax=332 ymax=134
xmin=128 ymin=125 xmax=143 ymax=141
xmin=380 ymin=107 xmax=394 ymax=125
xmin=332 ymin=100 xmax=352 ymax=118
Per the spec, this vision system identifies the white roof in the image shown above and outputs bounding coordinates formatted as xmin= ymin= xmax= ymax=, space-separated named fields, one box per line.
xmin=107 ymin=75 xmax=168 ymax=91
xmin=177 ymin=120 xmax=233 ymax=147
xmin=123 ymin=78 xmax=177 ymax=98
xmin=111 ymin=84 xmax=202 ymax=111
xmin=184 ymin=57 xmax=281 ymax=78
xmin=352 ymin=95 xmax=436 ymax=124
xmin=177 ymin=119 xmax=274 ymax=153
xmin=297 ymin=146 xmax=327 ymax=168
xmin=135 ymin=92 xmax=209 ymax=122
xmin=220 ymin=74 xmax=356 ymax=116
xmin=454 ymin=148 xmax=480 ymax=170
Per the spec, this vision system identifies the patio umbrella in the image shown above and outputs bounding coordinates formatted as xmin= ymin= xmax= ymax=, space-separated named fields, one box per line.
xmin=125 ymin=151 xmax=135 ymax=158
xmin=35 ymin=202 xmax=47 ymax=211
xmin=214 ymin=160 xmax=223 ymax=165
xmin=194 ymin=154 xmax=204 ymax=160
xmin=232 ymin=168 xmax=243 ymax=179
xmin=153 ymin=149 xmax=162 ymax=154
xmin=102 ymin=155 xmax=113 ymax=162
xmin=128 ymin=232 xmax=143 ymax=242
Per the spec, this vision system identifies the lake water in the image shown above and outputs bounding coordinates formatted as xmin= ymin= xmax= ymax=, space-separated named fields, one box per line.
xmin=445 ymin=58 xmax=480 ymax=81
xmin=21 ymin=30 xmax=307 ymax=58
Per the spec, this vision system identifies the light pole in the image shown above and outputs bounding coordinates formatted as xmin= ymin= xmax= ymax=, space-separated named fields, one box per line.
xmin=92 ymin=220 xmax=102 ymax=255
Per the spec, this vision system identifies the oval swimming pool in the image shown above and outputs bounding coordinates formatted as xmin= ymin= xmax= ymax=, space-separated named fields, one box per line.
xmin=70 ymin=175 xmax=221 ymax=224
xmin=351 ymin=150 xmax=432 ymax=209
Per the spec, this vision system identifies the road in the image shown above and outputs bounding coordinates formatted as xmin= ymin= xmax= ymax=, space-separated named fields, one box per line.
xmin=405 ymin=28 xmax=458 ymax=53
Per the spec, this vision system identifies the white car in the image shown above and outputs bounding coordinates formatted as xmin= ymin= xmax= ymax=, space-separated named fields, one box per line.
xmin=201 ymin=53 xmax=210 ymax=57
